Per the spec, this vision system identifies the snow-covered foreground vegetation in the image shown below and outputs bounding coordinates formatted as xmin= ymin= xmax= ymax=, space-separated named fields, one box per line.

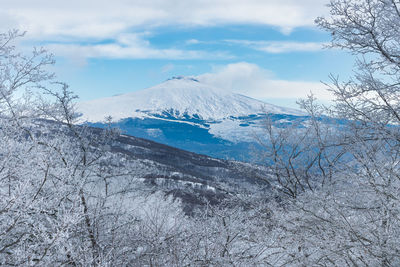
xmin=2 ymin=0 xmax=400 ymax=266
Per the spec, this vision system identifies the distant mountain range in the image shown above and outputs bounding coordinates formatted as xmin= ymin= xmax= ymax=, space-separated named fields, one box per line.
xmin=77 ymin=76 xmax=308 ymax=161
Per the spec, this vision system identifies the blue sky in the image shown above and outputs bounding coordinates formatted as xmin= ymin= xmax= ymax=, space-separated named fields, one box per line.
xmin=1 ymin=0 xmax=355 ymax=108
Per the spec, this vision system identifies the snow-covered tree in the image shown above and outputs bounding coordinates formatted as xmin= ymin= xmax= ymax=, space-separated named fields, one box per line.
xmin=0 ymin=30 xmax=140 ymax=265
xmin=257 ymin=1 xmax=400 ymax=265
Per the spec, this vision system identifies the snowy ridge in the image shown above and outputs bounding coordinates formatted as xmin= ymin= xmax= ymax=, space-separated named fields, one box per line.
xmin=77 ymin=76 xmax=301 ymax=122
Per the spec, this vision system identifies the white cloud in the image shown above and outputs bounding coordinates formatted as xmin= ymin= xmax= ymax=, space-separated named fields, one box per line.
xmin=0 ymin=1 xmax=330 ymax=61
xmin=196 ymin=62 xmax=333 ymax=101
xmin=1 ymin=0 xmax=328 ymax=40
xmin=46 ymin=33 xmax=233 ymax=60
xmin=226 ymin=40 xmax=326 ymax=53
xmin=185 ymin=39 xmax=201 ymax=45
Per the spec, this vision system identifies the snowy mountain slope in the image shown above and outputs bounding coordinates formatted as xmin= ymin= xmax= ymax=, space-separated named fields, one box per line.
xmin=87 ymin=125 xmax=271 ymax=213
xmin=32 ymin=120 xmax=271 ymax=213
xmin=77 ymin=76 xmax=301 ymax=122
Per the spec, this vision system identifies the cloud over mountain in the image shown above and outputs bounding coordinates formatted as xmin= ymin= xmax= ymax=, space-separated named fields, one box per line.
xmin=196 ymin=62 xmax=333 ymax=102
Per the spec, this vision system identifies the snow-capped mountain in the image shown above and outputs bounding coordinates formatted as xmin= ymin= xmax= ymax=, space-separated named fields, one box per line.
xmin=78 ymin=76 xmax=300 ymax=122
xmin=77 ymin=76 xmax=306 ymax=161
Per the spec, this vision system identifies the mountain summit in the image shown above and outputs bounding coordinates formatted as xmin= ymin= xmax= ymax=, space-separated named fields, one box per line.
xmin=77 ymin=76 xmax=300 ymax=122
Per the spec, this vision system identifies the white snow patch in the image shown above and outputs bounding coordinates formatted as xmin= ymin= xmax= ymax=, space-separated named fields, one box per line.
xmin=209 ymin=118 xmax=265 ymax=142
xmin=146 ymin=128 xmax=163 ymax=138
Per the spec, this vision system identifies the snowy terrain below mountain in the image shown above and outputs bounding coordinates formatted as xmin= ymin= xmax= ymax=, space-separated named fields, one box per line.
xmin=77 ymin=76 xmax=306 ymax=161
